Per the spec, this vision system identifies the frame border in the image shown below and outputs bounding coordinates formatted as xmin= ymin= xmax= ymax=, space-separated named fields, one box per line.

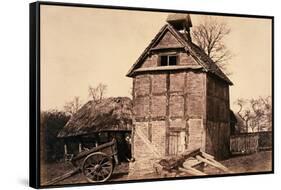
xmin=29 ymin=1 xmax=274 ymax=188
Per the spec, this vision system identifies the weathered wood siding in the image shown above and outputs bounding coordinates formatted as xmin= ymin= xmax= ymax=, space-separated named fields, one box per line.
xmin=205 ymin=74 xmax=230 ymax=160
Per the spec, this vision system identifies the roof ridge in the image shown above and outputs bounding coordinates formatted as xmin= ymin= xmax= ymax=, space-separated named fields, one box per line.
xmin=126 ymin=24 xmax=169 ymax=76
xmin=126 ymin=23 xmax=233 ymax=85
xmin=170 ymin=26 xmax=233 ymax=84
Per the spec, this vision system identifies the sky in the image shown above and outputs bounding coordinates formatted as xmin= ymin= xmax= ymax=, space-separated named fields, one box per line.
xmin=40 ymin=5 xmax=272 ymax=112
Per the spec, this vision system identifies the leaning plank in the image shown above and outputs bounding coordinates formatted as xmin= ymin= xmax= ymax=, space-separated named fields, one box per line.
xmin=183 ymin=158 xmax=203 ymax=168
xmin=201 ymin=151 xmax=214 ymax=160
xmin=179 ymin=167 xmax=207 ymax=176
xmin=207 ymin=158 xmax=233 ymax=173
xmin=200 ymin=153 xmax=232 ymax=173
xmin=42 ymin=168 xmax=80 ymax=186
xmin=135 ymin=128 xmax=161 ymax=157
xmin=195 ymin=155 xmax=231 ymax=173
xmin=181 ymin=148 xmax=201 ymax=160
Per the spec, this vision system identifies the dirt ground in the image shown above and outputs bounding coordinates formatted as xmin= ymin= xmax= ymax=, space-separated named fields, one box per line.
xmin=42 ymin=150 xmax=272 ymax=186
xmin=221 ymin=151 xmax=272 ymax=173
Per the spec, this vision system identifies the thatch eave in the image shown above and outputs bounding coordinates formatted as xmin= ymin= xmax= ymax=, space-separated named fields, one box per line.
xmin=57 ymin=97 xmax=133 ymax=138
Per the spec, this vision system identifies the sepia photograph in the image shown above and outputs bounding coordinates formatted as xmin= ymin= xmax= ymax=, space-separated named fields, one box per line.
xmin=32 ymin=2 xmax=273 ymax=187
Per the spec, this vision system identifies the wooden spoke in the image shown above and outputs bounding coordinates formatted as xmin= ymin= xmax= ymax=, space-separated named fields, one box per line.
xmin=82 ymin=152 xmax=113 ymax=183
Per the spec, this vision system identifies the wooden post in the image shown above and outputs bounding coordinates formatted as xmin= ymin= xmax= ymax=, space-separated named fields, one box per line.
xmin=165 ymin=73 xmax=171 ymax=156
xmin=64 ymin=144 xmax=68 ymax=156
xmin=78 ymin=143 xmax=82 ymax=153
xmin=95 ymin=133 xmax=100 ymax=147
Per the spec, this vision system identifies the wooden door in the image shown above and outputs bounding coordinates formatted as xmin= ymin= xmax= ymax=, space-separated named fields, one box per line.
xmin=168 ymin=131 xmax=186 ymax=155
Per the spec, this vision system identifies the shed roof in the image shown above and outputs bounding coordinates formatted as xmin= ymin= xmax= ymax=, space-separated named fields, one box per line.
xmin=126 ymin=23 xmax=233 ymax=85
xmin=57 ymin=97 xmax=133 ymax=138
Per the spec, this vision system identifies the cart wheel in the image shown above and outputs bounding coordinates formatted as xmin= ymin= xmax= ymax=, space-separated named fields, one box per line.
xmin=82 ymin=152 xmax=114 ymax=183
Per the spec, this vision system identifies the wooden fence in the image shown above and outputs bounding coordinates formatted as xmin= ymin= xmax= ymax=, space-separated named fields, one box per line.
xmin=230 ymin=131 xmax=272 ymax=155
xmin=258 ymin=131 xmax=272 ymax=150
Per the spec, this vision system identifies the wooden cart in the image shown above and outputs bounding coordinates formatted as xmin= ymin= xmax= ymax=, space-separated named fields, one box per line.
xmin=44 ymin=139 xmax=118 ymax=185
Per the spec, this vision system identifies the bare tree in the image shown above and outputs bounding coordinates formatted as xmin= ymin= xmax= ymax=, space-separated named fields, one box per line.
xmin=64 ymin=96 xmax=82 ymax=115
xmin=249 ymin=96 xmax=272 ymax=132
xmin=249 ymin=98 xmax=264 ymax=132
xmin=192 ymin=17 xmax=232 ymax=74
xmin=235 ymin=96 xmax=272 ymax=133
xmin=88 ymin=83 xmax=107 ymax=102
xmin=262 ymin=96 xmax=272 ymax=130
xmin=236 ymin=98 xmax=251 ymax=132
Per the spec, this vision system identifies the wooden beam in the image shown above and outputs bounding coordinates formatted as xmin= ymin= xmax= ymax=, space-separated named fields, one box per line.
xmin=135 ymin=127 xmax=161 ymax=157
xmin=78 ymin=143 xmax=82 ymax=153
xmin=195 ymin=155 xmax=231 ymax=173
xmin=150 ymin=46 xmax=184 ymax=51
xmin=64 ymin=144 xmax=68 ymax=155
xmin=165 ymin=73 xmax=171 ymax=156
xmin=184 ymin=160 xmax=204 ymax=168
xmin=181 ymin=148 xmax=201 ymax=160
xmin=42 ymin=168 xmax=80 ymax=186
xmin=201 ymin=151 xmax=214 ymax=160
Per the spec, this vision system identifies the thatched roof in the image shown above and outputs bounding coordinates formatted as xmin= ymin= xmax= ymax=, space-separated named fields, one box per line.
xmin=58 ymin=97 xmax=133 ymax=138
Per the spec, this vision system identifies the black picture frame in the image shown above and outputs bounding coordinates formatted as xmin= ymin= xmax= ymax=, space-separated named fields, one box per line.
xmin=30 ymin=1 xmax=274 ymax=188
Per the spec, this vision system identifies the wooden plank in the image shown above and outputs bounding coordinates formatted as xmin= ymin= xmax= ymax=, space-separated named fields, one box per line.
xmin=64 ymin=144 xmax=68 ymax=155
xmin=42 ymin=168 xmax=80 ymax=186
xmin=203 ymin=156 xmax=232 ymax=173
xmin=184 ymin=159 xmax=204 ymax=168
xmin=165 ymin=73 xmax=170 ymax=156
xmin=195 ymin=155 xmax=231 ymax=173
xmin=151 ymin=46 xmax=184 ymax=51
xmin=181 ymin=148 xmax=201 ymax=159
xmin=179 ymin=167 xmax=207 ymax=176
xmin=135 ymin=127 xmax=161 ymax=157
xmin=201 ymin=151 xmax=214 ymax=160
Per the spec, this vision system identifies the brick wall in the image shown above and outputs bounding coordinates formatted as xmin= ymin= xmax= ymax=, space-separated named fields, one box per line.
xmin=186 ymin=71 xmax=205 ymax=119
xmin=140 ymin=31 xmax=198 ymax=70
xmin=169 ymin=95 xmax=184 ymax=118
xmin=142 ymin=54 xmax=158 ymax=68
xmin=132 ymin=70 xmax=206 ymax=160
xmin=154 ymin=30 xmax=182 ymax=49
xmin=170 ymin=72 xmax=185 ymax=92
xmin=129 ymin=121 xmax=166 ymax=176
xmin=179 ymin=52 xmax=198 ymax=66
xmin=151 ymin=74 xmax=166 ymax=94
xmin=188 ymin=119 xmax=204 ymax=150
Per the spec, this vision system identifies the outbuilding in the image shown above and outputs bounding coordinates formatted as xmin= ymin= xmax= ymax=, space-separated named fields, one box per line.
xmin=57 ymin=97 xmax=133 ymax=162
xmin=127 ymin=14 xmax=233 ymax=175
